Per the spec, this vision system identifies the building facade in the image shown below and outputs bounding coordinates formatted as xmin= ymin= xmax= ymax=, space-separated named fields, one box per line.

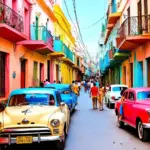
xmin=100 ymin=0 xmax=150 ymax=88
xmin=0 ymin=0 xmax=84 ymax=101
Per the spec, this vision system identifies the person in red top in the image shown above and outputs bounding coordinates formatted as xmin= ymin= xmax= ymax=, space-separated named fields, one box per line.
xmin=90 ymin=83 xmax=99 ymax=109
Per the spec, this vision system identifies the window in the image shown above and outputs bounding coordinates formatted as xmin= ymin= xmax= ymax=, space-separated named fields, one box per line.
xmin=137 ymin=91 xmax=150 ymax=100
xmin=9 ymin=94 xmax=54 ymax=106
xmin=129 ymin=92 xmax=134 ymax=100
xmin=112 ymin=86 xmax=127 ymax=92
xmin=56 ymin=93 xmax=61 ymax=104
xmin=0 ymin=52 xmax=6 ymax=97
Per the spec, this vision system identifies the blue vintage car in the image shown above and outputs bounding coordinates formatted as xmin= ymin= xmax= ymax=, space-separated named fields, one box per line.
xmin=45 ymin=84 xmax=78 ymax=112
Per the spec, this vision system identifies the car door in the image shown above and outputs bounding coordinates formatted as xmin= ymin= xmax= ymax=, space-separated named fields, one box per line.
xmin=122 ymin=91 xmax=129 ymax=121
xmin=127 ymin=91 xmax=136 ymax=124
xmin=56 ymin=93 xmax=70 ymax=125
xmin=124 ymin=91 xmax=135 ymax=124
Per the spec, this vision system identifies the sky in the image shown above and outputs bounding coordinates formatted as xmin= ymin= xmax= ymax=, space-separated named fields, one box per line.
xmin=62 ymin=0 xmax=107 ymax=60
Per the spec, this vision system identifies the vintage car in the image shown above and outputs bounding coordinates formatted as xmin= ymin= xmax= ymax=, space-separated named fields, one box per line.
xmin=0 ymin=88 xmax=70 ymax=149
xmin=115 ymin=88 xmax=150 ymax=141
xmin=105 ymin=84 xmax=128 ymax=108
xmin=45 ymin=84 xmax=78 ymax=112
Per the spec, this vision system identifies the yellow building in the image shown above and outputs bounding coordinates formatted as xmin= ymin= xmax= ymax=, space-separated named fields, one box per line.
xmin=52 ymin=4 xmax=76 ymax=84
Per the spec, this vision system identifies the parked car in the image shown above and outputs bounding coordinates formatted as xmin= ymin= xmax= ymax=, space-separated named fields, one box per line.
xmin=115 ymin=88 xmax=150 ymax=141
xmin=105 ymin=84 xmax=128 ymax=108
xmin=0 ymin=88 xmax=70 ymax=150
xmin=45 ymin=84 xmax=78 ymax=112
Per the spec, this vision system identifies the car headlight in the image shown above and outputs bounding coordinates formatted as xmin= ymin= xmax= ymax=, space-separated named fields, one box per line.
xmin=51 ymin=119 xmax=60 ymax=127
xmin=145 ymin=108 xmax=150 ymax=115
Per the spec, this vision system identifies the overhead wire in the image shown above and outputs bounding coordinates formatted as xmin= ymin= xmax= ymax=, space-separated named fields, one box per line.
xmin=64 ymin=0 xmax=89 ymax=58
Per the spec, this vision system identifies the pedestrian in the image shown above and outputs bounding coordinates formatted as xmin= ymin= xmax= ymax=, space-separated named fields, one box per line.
xmin=73 ymin=82 xmax=79 ymax=96
xmin=40 ymin=81 xmax=44 ymax=87
xmin=44 ymin=79 xmax=50 ymax=86
xmin=58 ymin=81 xmax=61 ymax=84
xmin=54 ymin=80 xmax=56 ymax=84
xmin=90 ymin=83 xmax=99 ymax=109
xmin=98 ymin=84 xmax=105 ymax=111
xmin=119 ymin=89 xmax=126 ymax=121
xmin=84 ymin=81 xmax=88 ymax=93
xmin=78 ymin=80 xmax=81 ymax=92
xmin=87 ymin=80 xmax=91 ymax=93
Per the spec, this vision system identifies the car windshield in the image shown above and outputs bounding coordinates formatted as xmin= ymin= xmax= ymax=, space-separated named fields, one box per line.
xmin=137 ymin=91 xmax=150 ymax=100
xmin=112 ymin=86 xmax=127 ymax=92
xmin=8 ymin=94 xmax=55 ymax=106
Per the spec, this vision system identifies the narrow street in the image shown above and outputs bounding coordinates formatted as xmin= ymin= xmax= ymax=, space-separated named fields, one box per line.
xmin=64 ymin=89 xmax=150 ymax=150
xmin=8 ymin=89 xmax=150 ymax=150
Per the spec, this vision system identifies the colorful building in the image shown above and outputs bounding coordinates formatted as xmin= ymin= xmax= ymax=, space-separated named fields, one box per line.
xmin=0 ymin=0 xmax=85 ymax=101
xmin=100 ymin=0 xmax=150 ymax=88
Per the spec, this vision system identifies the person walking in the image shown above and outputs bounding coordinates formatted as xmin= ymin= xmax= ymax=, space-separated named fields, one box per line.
xmin=84 ymin=81 xmax=88 ymax=93
xmin=98 ymin=84 xmax=105 ymax=111
xmin=73 ymin=82 xmax=79 ymax=96
xmin=96 ymin=80 xmax=99 ymax=88
xmin=44 ymin=79 xmax=50 ymax=86
xmin=90 ymin=83 xmax=99 ymax=109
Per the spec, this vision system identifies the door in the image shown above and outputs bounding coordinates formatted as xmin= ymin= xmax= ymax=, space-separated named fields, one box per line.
xmin=123 ymin=66 xmax=126 ymax=85
xmin=12 ymin=0 xmax=17 ymax=13
xmin=127 ymin=7 xmax=130 ymax=35
xmin=47 ymin=60 xmax=50 ymax=82
xmin=39 ymin=63 xmax=44 ymax=83
xmin=24 ymin=8 xmax=29 ymax=36
xmin=147 ymin=58 xmax=150 ymax=87
xmin=56 ymin=64 xmax=59 ymax=83
xmin=130 ymin=63 xmax=133 ymax=87
xmin=33 ymin=61 xmax=38 ymax=86
xmin=35 ymin=16 xmax=39 ymax=40
xmin=21 ymin=59 xmax=26 ymax=88
xmin=138 ymin=0 xmax=142 ymax=34
xmin=124 ymin=91 xmax=135 ymax=123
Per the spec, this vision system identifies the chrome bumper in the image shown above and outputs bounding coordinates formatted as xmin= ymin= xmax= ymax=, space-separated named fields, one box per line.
xmin=0 ymin=136 xmax=61 ymax=144
xmin=143 ymin=123 xmax=150 ymax=129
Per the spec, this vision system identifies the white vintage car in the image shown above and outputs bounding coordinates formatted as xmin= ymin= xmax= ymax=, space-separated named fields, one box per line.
xmin=105 ymin=84 xmax=128 ymax=108
xmin=0 ymin=88 xmax=70 ymax=150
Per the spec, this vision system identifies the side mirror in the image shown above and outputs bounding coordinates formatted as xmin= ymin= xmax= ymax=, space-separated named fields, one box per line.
xmin=0 ymin=103 xmax=6 ymax=112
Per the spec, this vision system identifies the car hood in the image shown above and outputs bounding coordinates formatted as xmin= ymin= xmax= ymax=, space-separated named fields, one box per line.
xmin=1 ymin=106 xmax=59 ymax=128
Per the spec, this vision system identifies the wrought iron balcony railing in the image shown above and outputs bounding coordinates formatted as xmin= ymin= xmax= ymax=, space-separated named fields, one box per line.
xmin=32 ymin=25 xmax=53 ymax=45
xmin=0 ymin=2 xmax=23 ymax=32
xmin=117 ymin=15 xmax=150 ymax=38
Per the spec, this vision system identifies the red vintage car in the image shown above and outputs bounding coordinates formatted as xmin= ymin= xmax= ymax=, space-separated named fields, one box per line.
xmin=115 ymin=88 xmax=150 ymax=141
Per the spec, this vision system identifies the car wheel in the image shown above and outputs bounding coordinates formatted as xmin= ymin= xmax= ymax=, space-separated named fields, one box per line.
xmin=117 ymin=115 xmax=124 ymax=128
xmin=56 ymin=130 xmax=66 ymax=150
xmin=137 ymin=121 xmax=149 ymax=142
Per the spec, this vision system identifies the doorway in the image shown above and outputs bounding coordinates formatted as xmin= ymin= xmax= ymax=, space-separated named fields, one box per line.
xmin=21 ymin=59 xmax=26 ymax=88
xmin=147 ymin=58 xmax=150 ymax=87
xmin=123 ymin=66 xmax=126 ymax=85
xmin=56 ymin=64 xmax=59 ymax=83
xmin=39 ymin=63 xmax=44 ymax=83
xmin=130 ymin=63 xmax=133 ymax=87
xmin=35 ymin=16 xmax=39 ymax=40
xmin=138 ymin=61 xmax=143 ymax=87
xmin=47 ymin=60 xmax=50 ymax=82
xmin=24 ymin=8 xmax=29 ymax=36
xmin=12 ymin=0 xmax=17 ymax=13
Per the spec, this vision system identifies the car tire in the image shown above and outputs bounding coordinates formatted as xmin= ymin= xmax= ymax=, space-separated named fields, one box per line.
xmin=108 ymin=100 xmax=111 ymax=109
xmin=137 ymin=120 xmax=149 ymax=142
xmin=56 ymin=129 xmax=66 ymax=150
xmin=117 ymin=115 xmax=124 ymax=128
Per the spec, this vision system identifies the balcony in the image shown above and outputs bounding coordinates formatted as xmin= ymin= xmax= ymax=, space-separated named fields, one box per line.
xmin=0 ymin=2 xmax=27 ymax=42
xmin=18 ymin=25 xmax=53 ymax=54
xmin=50 ymin=40 xmax=65 ymax=57
xmin=62 ymin=45 xmax=74 ymax=65
xmin=117 ymin=15 xmax=150 ymax=50
xmin=112 ymin=47 xmax=130 ymax=60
